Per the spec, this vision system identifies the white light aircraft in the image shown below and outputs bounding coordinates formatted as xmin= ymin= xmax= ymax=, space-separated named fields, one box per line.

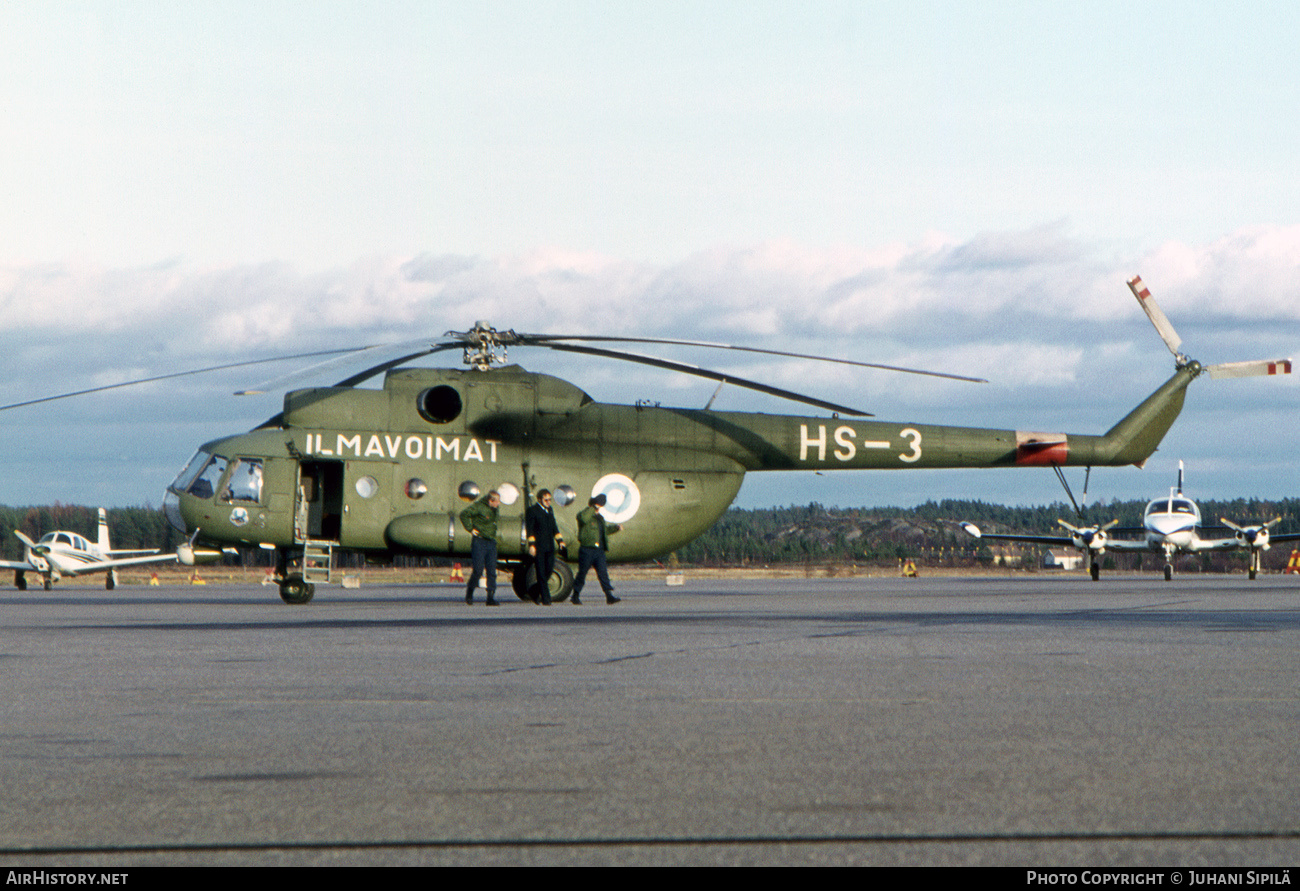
xmin=1 ymin=508 xmax=206 ymax=590
xmin=963 ymin=274 xmax=1294 ymax=581
xmin=963 ymin=461 xmax=1300 ymax=581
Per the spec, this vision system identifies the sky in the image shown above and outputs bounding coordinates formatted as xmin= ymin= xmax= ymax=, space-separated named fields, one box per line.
xmin=0 ymin=1 xmax=1296 ymax=512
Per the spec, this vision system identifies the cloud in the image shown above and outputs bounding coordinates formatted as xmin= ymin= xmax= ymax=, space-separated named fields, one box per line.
xmin=0 ymin=223 xmax=1294 ymax=506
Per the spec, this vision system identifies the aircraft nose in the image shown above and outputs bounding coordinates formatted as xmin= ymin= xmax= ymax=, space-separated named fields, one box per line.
xmin=163 ymin=491 xmax=189 ymax=535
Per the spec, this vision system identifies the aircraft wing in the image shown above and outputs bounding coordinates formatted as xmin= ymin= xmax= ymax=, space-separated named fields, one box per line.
xmin=62 ymin=551 xmax=180 ymax=576
xmin=962 ymin=529 xmax=1075 ymax=547
xmin=961 ymin=523 xmax=1148 ymax=550
xmin=1184 ymin=536 xmax=1250 ymax=553
xmin=1092 ymin=538 xmax=1150 ymax=552
xmin=0 ymin=559 xmax=37 ymax=571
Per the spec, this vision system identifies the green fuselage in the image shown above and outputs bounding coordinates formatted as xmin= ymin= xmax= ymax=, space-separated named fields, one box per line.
xmin=165 ymin=364 xmax=1195 ymax=563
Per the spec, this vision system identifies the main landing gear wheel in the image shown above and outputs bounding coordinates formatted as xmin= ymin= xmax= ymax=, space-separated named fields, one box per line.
xmin=15 ymin=571 xmax=25 ymax=591
xmin=1163 ymin=564 xmax=1173 ymax=582
xmin=511 ymin=565 xmax=530 ymax=601
xmin=510 ymin=561 xmax=575 ymax=603
xmin=279 ymin=574 xmax=315 ymax=604
xmin=1090 ymin=560 xmax=1100 ymax=582
xmin=106 ymin=570 xmax=117 ymax=591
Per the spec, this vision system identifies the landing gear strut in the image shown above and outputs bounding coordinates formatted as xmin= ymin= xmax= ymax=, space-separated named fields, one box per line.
xmin=274 ymin=548 xmax=315 ymax=604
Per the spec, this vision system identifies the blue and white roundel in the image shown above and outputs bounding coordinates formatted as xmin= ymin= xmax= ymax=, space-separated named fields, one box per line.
xmin=592 ymin=473 xmax=640 ymax=524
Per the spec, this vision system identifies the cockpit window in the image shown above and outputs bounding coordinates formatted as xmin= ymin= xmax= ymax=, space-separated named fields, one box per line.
xmin=220 ymin=458 xmax=263 ymax=504
xmin=171 ymin=450 xmax=213 ymax=493
xmin=187 ymin=455 xmax=228 ymax=500
xmin=1171 ymin=500 xmax=1196 ymax=515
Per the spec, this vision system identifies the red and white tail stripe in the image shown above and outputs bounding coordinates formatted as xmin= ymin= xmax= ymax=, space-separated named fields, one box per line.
xmin=1205 ymin=358 xmax=1293 ymax=379
xmin=1127 ymin=276 xmax=1152 ymax=302
xmin=1128 ymin=275 xmax=1184 ymax=357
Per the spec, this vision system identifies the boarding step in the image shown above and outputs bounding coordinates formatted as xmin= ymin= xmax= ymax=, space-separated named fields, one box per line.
xmin=300 ymin=540 xmax=334 ymax=584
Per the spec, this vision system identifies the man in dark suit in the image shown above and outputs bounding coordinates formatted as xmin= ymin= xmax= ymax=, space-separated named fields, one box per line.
xmin=525 ymin=489 xmax=564 ymax=605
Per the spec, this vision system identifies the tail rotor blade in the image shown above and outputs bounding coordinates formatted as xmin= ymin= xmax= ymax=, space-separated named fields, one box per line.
xmin=1204 ymin=359 xmax=1293 ymax=379
xmin=1128 ymin=276 xmax=1185 ymax=359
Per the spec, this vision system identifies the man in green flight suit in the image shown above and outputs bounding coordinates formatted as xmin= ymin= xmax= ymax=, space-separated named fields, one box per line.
xmin=572 ymin=494 xmax=621 ymax=605
xmin=460 ymin=490 xmax=501 ymax=606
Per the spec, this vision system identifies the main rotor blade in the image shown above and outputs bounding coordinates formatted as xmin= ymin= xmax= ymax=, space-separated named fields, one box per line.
xmin=0 ymin=350 xmax=357 ymax=412
xmin=1128 ymin=276 xmax=1184 ymax=359
xmin=331 ymin=344 xmax=462 ymax=388
xmin=517 ymin=333 xmax=988 ymax=383
xmin=235 ymin=337 xmax=447 ymax=395
xmin=541 ymin=343 xmax=873 ymax=416
xmin=1204 ymin=358 xmax=1293 ymax=379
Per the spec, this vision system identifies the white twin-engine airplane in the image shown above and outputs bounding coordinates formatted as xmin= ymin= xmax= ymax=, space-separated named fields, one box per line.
xmin=963 ymin=274 xmax=1294 ymax=582
xmin=0 ymin=508 xmax=204 ymax=590
xmin=963 ymin=462 xmax=1300 ymax=581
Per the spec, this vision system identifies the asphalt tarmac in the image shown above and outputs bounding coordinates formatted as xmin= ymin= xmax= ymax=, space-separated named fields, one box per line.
xmin=2 ymin=573 xmax=1299 ymax=866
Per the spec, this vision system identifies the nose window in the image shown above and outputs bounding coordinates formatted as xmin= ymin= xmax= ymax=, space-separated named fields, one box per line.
xmin=187 ymin=455 xmax=229 ymax=499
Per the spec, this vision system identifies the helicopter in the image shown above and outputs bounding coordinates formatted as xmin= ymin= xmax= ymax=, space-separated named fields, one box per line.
xmin=7 ymin=278 xmax=1291 ymax=604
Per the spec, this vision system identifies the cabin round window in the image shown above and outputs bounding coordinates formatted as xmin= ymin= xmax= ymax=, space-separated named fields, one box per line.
xmin=458 ymin=481 xmax=480 ymax=502
xmin=405 ymin=478 xmax=428 ymax=500
xmin=355 ymin=476 xmax=379 ymax=499
xmin=553 ymin=485 xmax=576 ymax=507
xmin=418 ymin=386 xmax=462 ymax=424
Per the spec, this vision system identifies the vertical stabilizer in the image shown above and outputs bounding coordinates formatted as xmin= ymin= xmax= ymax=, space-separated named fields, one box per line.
xmin=97 ymin=508 xmax=111 ymax=552
xmin=1177 ymin=460 xmax=1184 ymax=495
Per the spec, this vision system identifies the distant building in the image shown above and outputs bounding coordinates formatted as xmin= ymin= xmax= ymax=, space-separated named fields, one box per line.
xmin=1043 ymin=549 xmax=1084 ymax=571
xmin=989 ymin=545 xmax=1023 ymax=566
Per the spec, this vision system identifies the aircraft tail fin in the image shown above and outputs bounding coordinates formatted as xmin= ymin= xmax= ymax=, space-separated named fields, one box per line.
xmin=1092 ymin=367 xmax=1196 ymax=466
xmin=98 ymin=508 xmax=111 ymax=552
xmin=1177 ymin=460 xmax=1184 ymax=495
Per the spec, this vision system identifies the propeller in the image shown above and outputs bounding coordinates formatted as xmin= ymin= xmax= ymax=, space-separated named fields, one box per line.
xmin=14 ymin=531 xmax=49 ymax=573
xmin=1127 ymin=276 xmax=1293 ymax=379
xmin=1219 ymin=516 xmax=1282 ymax=550
xmin=14 ymin=530 xmax=45 ymax=554
xmin=1057 ymin=518 xmax=1120 ymax=552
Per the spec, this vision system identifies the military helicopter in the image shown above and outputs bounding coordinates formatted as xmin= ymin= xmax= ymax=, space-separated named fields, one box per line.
xmin=8 ymin=278 xmax=1291 ymax=604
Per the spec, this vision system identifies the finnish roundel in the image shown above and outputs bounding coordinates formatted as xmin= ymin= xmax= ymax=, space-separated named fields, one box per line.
xmin=592 ymin=473 xmax=640 ymax=524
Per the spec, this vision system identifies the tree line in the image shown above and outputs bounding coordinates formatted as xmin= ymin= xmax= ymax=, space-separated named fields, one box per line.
xmin=1 ymin=498 xmax=1297 ymax=570
xmin=672 ymin=498 xmax=1300 ymax=570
